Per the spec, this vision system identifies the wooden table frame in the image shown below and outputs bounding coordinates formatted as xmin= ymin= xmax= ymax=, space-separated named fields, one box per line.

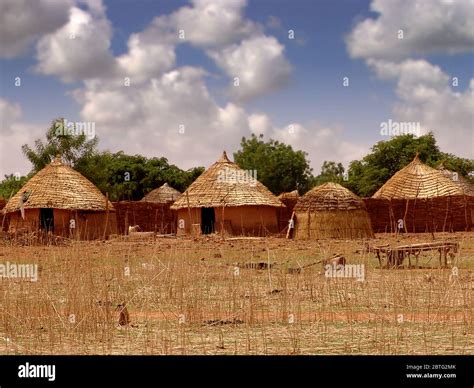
xmin=372 ymin=241 xmax=459 ymax=268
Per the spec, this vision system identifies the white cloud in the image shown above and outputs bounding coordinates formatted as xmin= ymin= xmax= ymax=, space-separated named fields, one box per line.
xmin=208 ymin=35 xmax=291 ymax=101
xmin=0 ymin=0 xmax=72 ymax=58
xmin=0 ymin=99 xmax=44 ymax=178
xmin=155 ymin=0 xmax=260 ymax=48
xmin=272 ymin=123 xmax=369 ymax=172
xmin=248 ymin=113 xmax=273 ymax=135
xmin=117 ymin=34 xmax=176 ymax=83
xmin=368 ymin=59 xmax=474 ymax=158
xmin=35 ymin=6 xmax=115 ymax=82
xmin=347 ymin=0 xmax=474 ymax=60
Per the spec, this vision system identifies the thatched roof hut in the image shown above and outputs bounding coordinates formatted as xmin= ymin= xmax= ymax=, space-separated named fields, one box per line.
xmin=365 ymin=155 xmax=473 ymax=233
xmin=3 ymin=156 xmax=116 ymax=239
xmin=141 ymin=183 xmax=181 ymax=203
xmin=293 ymin=182 xmax=373 ymax=239
xmin=171 ymin=151 xmax=284 ymax=236
xmin=372 ymin=154 xmax=463 ymax=199
xmin=436 ymin=164 xmax=474 ymax=196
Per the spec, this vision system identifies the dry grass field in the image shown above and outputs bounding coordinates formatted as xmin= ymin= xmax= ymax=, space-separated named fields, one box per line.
xmin=0 ymin=232 xmax=472 ymax=355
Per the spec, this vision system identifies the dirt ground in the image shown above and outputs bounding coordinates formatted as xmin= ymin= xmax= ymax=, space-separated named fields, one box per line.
xmin=0 ymin=232 xmax=472 ymax=355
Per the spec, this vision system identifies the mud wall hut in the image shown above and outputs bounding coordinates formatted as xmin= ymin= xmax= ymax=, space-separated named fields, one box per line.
xmin=2 ymin=156 xmax=117 ymax=239
xmin=170 ymin=151 xmax=285 ymax=236
xmin=365 ymin=155 xmax=473 ymax=232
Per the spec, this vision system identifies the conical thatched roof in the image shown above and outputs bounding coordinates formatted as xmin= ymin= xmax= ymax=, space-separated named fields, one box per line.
xmin=170 ymin=151 xmax=284 ymax=209
xmin=141 ymin=183 xmax=181 ymax=203
xmin=372 ymin=155 xmax=464 ymax=199
xmin=436 ymin=164 xmax=474 ymax=196
xmin=295 ymin=182 xmax=366 ymax=211
xmin=3 ymin=156 xmax=113 ymax=213
xmin=278 ymin=190 xmax=299 ymax=200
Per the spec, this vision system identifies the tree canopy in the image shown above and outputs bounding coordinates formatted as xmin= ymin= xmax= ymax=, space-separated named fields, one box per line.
xmin=233 ymin=134 xmax=313 ymax=195
xmin=1 ymin=121 xmax=472 ymax=201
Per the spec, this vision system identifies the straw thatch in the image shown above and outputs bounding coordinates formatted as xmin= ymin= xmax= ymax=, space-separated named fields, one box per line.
xmin=373 ymin=154 xmax=463 ymax=199
xmin=171 ymin=151 xmax=284 ymax=209
xmin=294 ymin=182 xmax=374 ymax=239
xmin=141 ymin=183 xmax=181 ymax=203
xmin=436 ymin=164 xmax=474 ymax=196
xmin=3 ymin=156 xmax=114 ymax=213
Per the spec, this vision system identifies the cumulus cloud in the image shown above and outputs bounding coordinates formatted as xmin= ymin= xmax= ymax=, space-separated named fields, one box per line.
xmin=272 ymin=123 xmax=369 ymax=173
xmin=0 ymin=99 xmax=44 ymax=178
xmin=368 ymin=59 xmax=473 ymax=158
xmin=1 ymin=0 xmax=365 ymax=177
xmin=346 ymin=0 xmax=474 ymax=159
xmin=346 ymin=0 xmax=474 ymax=60
xmin=35 ymin=5 xmax=115 ymax=82
xmin=0 ymin=0 xmax=72 ymax=58
xmin=208 ymin=35 xmax=292 ymax=101
xmin=148 ymin=0 xmax=260 ymax=48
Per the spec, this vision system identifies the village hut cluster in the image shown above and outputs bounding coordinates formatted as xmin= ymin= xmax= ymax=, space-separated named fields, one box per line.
xmin=2 ymin=153 xmax=473 ymax=240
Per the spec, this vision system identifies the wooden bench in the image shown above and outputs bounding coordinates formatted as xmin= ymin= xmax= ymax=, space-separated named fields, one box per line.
xmin=371 ymin=241 xmax=459 ymax=268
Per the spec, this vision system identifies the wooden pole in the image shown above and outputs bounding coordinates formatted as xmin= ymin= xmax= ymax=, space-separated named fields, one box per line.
xmin=286 ymin=211 xmax=295 ymax=239
xmin=103 ymin=193 xmax=109 ymax=240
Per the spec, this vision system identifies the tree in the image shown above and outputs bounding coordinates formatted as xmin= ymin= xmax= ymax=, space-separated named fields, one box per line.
xmin=0 ymin=174 xmax=30 ymax=200
xmin=21 ymin=117 xmax=98 ymax=172
xmin=312 ymin=161 xmax=345 ymax=186
xmin=233 ymin=134 xmax=313 ymax=195
xmin=75 ymin=151 xmax=204 ymax=201
xmin=346 ymin=133 xmax=473 ymax=197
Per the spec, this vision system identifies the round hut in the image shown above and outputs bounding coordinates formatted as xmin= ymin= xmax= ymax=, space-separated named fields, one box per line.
xmin=2 ymin=156 xmax=116 ymax=239
xmin=367 ymin=154 xmax=473 ymax=232
xmin=436 ymin=163 xmax=474 ymax=196
xmin=294 ymin=182 xmax=374 ymax=239
xmin=141 ymin=183 xmax=181 ymax=203
xmin=170 ymin=151 xmax=285 ymax=236
xmin=373 ymin=154 xmax=463 ymax=199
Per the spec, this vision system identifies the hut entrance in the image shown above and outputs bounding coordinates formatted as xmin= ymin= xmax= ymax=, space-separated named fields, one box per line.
xmin=201 ymin=207 xmax=215 ymax=234
xmin=39 ymin=208 xmax=54 ymax=232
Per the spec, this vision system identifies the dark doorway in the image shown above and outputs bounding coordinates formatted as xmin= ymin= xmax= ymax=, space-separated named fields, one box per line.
xmin=40 ymin=208 xmax=54 ymax=232
xmin=201 ymin=207 xmax=215 ymax=234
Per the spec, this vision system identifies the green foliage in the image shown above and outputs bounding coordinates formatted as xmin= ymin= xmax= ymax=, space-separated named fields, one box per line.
xmin=21 ymin=118 xmax=98 ymax=172
xmin=0 ymin=174 xmax=30 ymax=199
xmin=345 ymin=133 xmax=473 ymax=197
xmin=75 ymin=152 xmax=204 ymax=201
xmin=311 ymin=161 xmax=345 ymax=187
xmin=233 ymin=134 xmax=313 ymax=195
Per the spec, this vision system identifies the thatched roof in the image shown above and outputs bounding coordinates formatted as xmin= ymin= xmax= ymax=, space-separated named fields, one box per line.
xmin=295 ymin=182 xmax=366 ymax=212
xmin=141 ymin=183 xmax=181 ymax=203
xmin=278 ymin=190 xmax=299 ymax=199
xmin=372 ymin=155 xmax=464 ymax=199
xmin=3 ymin=156 xmax=114 ymax=213
xmin=436 ymin=164 xmax=474 ymax=196
xmin=170 ymin=151 xmax=284 ymax=209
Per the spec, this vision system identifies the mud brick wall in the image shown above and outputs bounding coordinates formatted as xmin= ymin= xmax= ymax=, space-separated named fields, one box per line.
xmin=364 ymin=195 xmax=473 ymax=233
xmin=113 ymin=201 xmax=177 ymax=234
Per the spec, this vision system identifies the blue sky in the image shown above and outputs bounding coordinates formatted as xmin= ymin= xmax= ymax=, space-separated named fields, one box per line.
xmin=1 ymin=0 xmax=472 ymax=178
